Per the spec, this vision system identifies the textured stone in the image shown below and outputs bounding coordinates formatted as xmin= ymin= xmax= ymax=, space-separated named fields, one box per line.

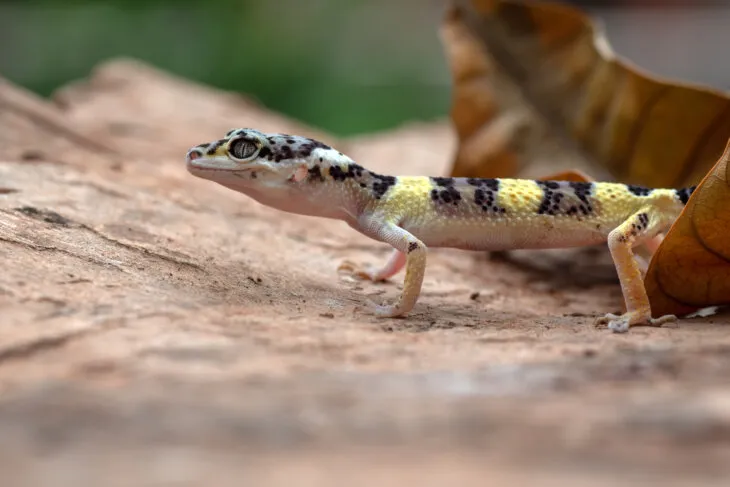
xmin=1 ymin=59 xmax=730 ymax=486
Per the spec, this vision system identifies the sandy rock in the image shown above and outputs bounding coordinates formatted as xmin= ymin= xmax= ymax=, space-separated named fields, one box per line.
xmin=1 ymin=59 xmax=730 ymax=486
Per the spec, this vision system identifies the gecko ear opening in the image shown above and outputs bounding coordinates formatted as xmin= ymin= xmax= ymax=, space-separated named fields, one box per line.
xmin=290 ymin=164 xmax=310 ymax=183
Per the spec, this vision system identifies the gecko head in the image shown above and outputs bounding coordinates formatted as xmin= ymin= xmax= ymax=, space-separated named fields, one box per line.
xmin=186 ymin=128 xmax=345 ymax=188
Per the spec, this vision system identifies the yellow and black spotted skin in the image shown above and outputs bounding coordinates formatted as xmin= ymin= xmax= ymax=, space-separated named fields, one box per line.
xmin=186 ymin=129 xmax=696 ymax=333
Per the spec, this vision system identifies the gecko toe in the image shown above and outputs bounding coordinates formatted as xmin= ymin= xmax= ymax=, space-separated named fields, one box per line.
xmin=593 ymin=313 xmax=620 ymax=327
xmin=649 ymin=314 xmax=678 ymax=328
xmin=365 ymin=298 xmax=406 ymax=318
xmin=338 ymin=260 xmax=379 ymax=281
xmin=594 ymin=312 xmax=631 ymax=333
xmin=608 ymin=317 xmax=631 ymax=333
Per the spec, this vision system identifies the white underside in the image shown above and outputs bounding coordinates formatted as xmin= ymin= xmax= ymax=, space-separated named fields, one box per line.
xmin=404 ymin=219 xmax=610 ymax=251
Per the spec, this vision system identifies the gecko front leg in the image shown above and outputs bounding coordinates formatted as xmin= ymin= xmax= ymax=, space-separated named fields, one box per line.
xmin=595 ymin=209 xmax=677 ymax=333
xmin=347 ymin=215 xmax=427 ymax=317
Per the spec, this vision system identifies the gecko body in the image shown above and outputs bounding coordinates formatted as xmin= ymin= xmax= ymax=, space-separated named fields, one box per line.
xmin=186 ymin=128 xmax=695 ymax=333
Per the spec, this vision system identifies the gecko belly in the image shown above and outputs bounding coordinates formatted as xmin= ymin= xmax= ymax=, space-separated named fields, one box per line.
xmin=405 ymin=216 xmax=610 ymax=251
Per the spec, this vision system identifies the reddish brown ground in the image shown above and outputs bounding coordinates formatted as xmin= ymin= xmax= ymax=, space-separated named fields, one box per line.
xmin=1 ymin=60 xmax=729 ymax=486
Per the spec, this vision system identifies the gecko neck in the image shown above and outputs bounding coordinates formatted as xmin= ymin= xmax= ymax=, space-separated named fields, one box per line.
xmin=293 ymin=153 xmax=396 ymax=222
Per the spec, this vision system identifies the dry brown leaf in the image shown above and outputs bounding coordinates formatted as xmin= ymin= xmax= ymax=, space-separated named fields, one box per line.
xmin=442 ymin=0 xmax=730 ymax=188
xmin=441 ymin=0 xmax=730 ymax=319
xmin=645 ymin=137 xmax=730 ymax=317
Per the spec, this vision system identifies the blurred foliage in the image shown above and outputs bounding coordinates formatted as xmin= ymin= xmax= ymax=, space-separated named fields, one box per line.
xmin=0 ymin=0 xmax=450 ymax=135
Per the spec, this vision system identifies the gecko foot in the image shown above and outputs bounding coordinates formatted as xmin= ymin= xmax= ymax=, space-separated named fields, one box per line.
xmin=338 ymin=260 xmax=382 ymax=281
xmin=594 ymin=311 xmax=677 ymax=333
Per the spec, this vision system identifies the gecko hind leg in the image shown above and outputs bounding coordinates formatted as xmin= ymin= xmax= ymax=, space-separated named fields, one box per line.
xmin=338 ymin=249 xmax=406 ymax=282
xmin=594 ymin=209 xmax=677 ymax=333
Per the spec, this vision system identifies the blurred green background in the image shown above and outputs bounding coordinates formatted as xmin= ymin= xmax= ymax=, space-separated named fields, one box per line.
xmin=0 ymin=0 xmax=451 ymax=136
xmin=2 ymin=0 xmax=728 ymax=137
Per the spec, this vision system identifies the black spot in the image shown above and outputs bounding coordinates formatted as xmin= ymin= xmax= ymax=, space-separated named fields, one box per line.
xmin=329 ymin=165 xmax=348 ymax=181
xmin=637 ymin=212 xmax=649 ymax=229
xmin=469 ymin=178 xmax=503 ymax=213
xmin=296 ymin=139 xmax=332 ymax=158
xmin=539 ymin=180 xmax=560 ymax=190
xmin=371 ymin=174 xmax=396 ymax=200
xmin=250 ymin=171 xmax=257 ymax=179
xmin=627 ymin=184 xmax=652 ymax=197
xmin=298 ymin=143 xmax=314 ymax=158
xmin=308 ymin=166 xmax=324 ymax=182
xmin=257 ymin=146 xmax=272 ymax=161
xmin=474 ymin=187 xmax=494 ymax=210
xmin=328 ymin=163 xmax=366 ymax=182
xmin=407 ymin=242 xmax=419 ymax=253
xmin=275 ymin=145 xmax=293 ymax=162
xmin=570 ymin=181 xmax=593 ymax=204
xmin=536 ymin=181 xmax=559 ymax=215
xmin=474 ymin=188 xmax=485 ymax=206
xmin=676 ymin=186 xmax=696 ymax=205
xmin=431 ymin=182 xmax=461 ymax=206
xmin=312 ymin=139 xmax=331 ymax=150
xmin=351 ymin=164 xmax=364 ymax=177
xmin=467 ymin=178 xmax=499 ymax=191
xmin=286 ymin=138 xmax=296 ymax=144
xmin=537 ymin=180 xmax=594 ymax=217
xmin=431 ymin=177 xmax=454 ymax=186
xmin=206 ymin=140 xmax=223 ymax=155
xmin=226 ymin=129 xmax=238 ymax=137
xmin=444 ymin=189 xmax=459 ymax=204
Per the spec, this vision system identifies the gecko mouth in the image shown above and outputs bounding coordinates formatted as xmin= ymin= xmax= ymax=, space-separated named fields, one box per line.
xmin=185 ymin=150 xmax=249 ymax=172
xmin=185 ymin=159 xmax=271 ymax=179
xmin=186 ymin=163 xmax=254 ymax=174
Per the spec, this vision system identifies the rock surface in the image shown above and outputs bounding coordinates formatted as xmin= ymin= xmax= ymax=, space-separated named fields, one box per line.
xmin=1 ymin=59 xmax=730 ymax=486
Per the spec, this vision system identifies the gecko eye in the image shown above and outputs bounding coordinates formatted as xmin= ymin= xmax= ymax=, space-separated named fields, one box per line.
xmin=228 ymin=138 xmax=259 ymax=160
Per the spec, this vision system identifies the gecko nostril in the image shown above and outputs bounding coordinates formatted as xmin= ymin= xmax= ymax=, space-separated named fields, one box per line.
xmin=187 ymin=149 xmax=203 ymax=162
